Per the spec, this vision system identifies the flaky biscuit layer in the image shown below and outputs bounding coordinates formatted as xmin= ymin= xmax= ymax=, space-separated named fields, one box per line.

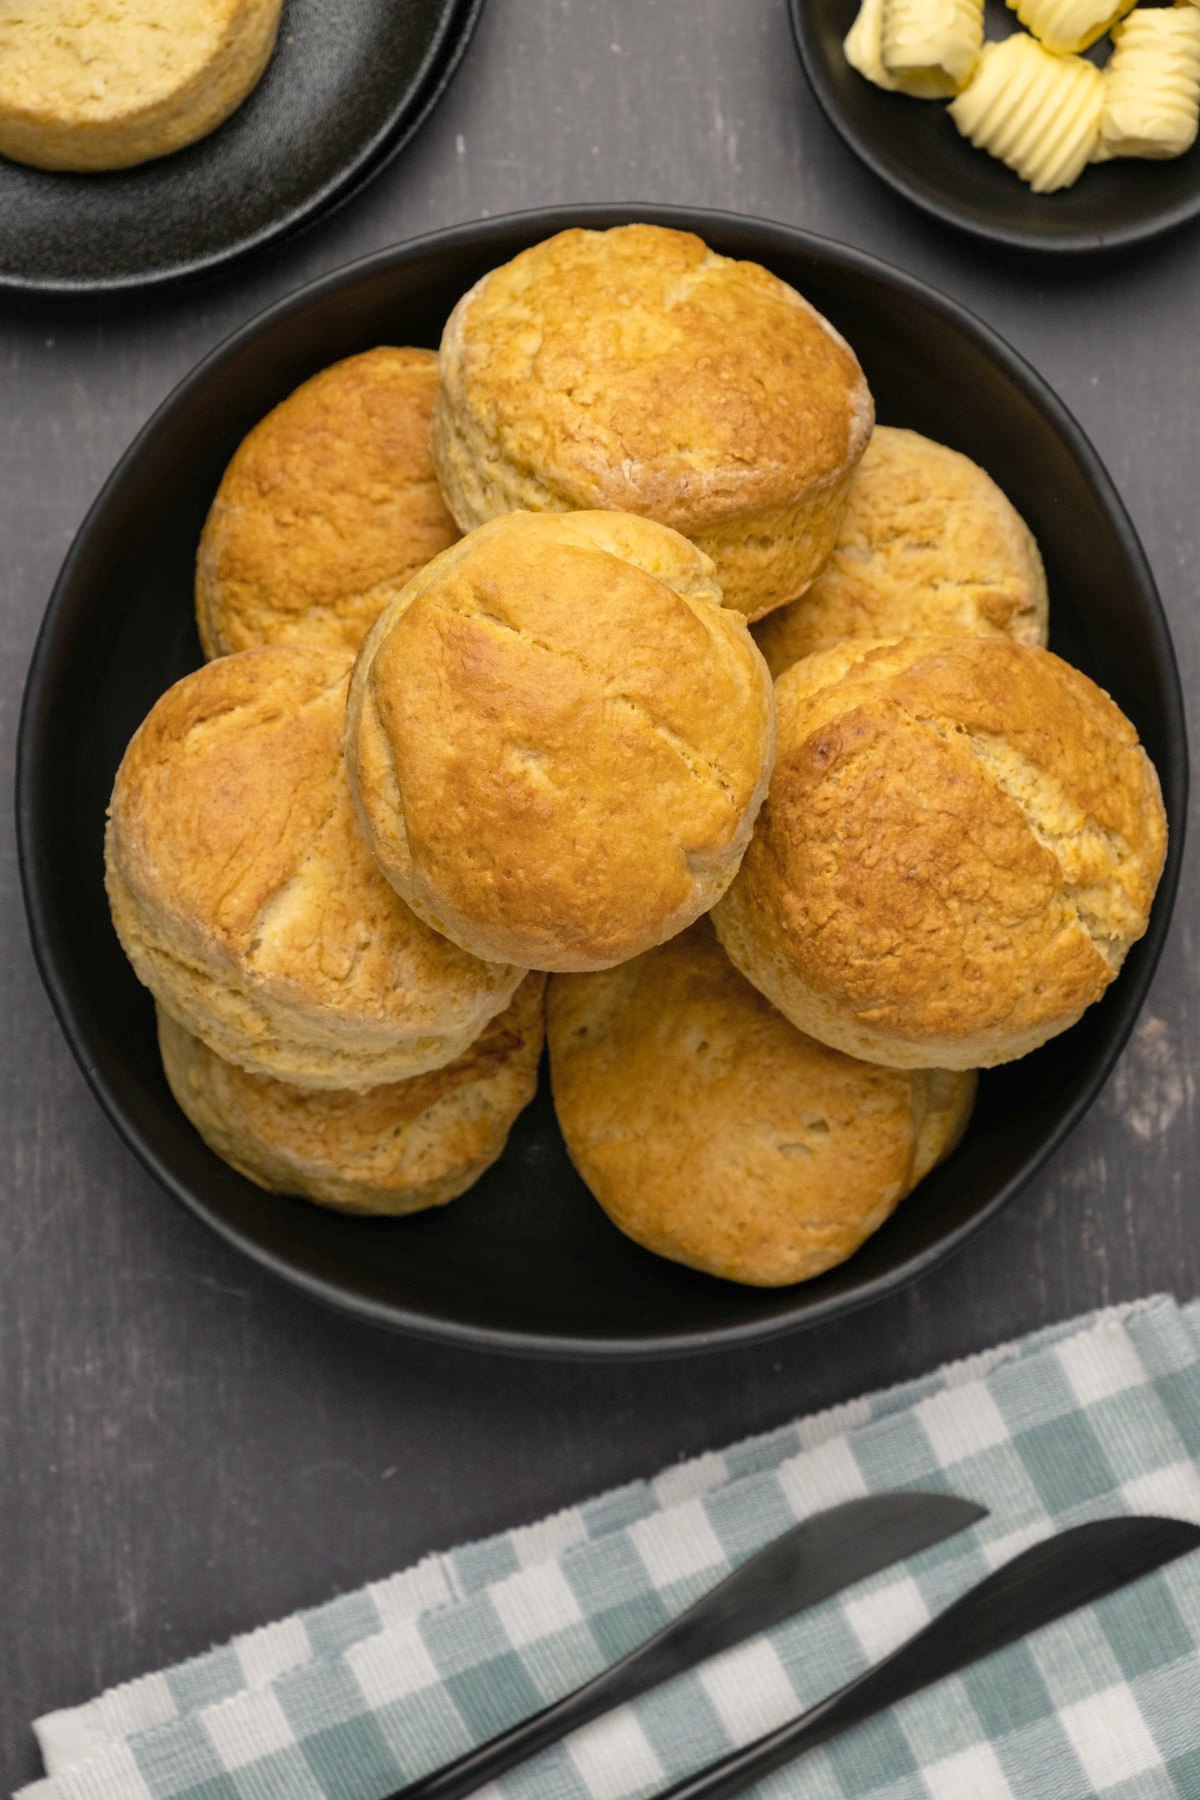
xmin=713 ymin=637 xmax=1166 ymax=1068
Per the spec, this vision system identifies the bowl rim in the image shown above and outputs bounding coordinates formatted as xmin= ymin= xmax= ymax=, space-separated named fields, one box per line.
xmin=0 ymin=0 xmax=487 ymax=299
xmin=16 ymin=202 xmax=1189 ymax=1359
xmin=788 ymin=0 xmax=1200 ymax=256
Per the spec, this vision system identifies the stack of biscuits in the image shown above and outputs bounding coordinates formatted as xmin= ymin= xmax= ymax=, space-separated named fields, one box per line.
xmin=105 ymin=224 xmax=1167 ymax=1287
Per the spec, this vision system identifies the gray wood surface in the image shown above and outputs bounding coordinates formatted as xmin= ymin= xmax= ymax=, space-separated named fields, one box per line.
xmin=2 ymin=0 xmax=1197 ymax=1788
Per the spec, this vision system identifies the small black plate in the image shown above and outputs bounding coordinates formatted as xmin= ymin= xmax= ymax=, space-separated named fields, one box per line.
xmin=791 ymin=0 xmax=1200 ymax=253
xmin=17 ymin=205 xmax=1187 ymax=1358
xmin=0 ymin=0 xmax=484 ymax=296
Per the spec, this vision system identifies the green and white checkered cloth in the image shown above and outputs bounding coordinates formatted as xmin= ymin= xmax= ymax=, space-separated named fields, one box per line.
xmin=19 ymin=1296 xmax=1200 ymax=1800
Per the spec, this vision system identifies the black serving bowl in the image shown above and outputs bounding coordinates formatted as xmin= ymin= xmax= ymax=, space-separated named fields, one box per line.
xmin=791 ymin=1 xmax=1200 ymax=254
xmin=17 ymin=205 xmax=1186 ymax=1358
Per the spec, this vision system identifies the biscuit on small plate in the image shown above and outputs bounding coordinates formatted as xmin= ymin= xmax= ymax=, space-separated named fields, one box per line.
xmin=0 ymin=0 xmax=281 ymax=172
xmin=106 ymin=645 xmax=523 ymax=1091
xmin=157 ymin=974 xmax=545 ymax=1215
xmin=755 ymin=426 xmax=1049 ymax=676
xmin=345 ymin=510 xmax=776 ymax=972
xmin=196 ymin=348 xmax=458 ymax=658
xmin=548 ymin=921 xmax=975 ymax=1287
xmin=714 ymin=636 xmax=1167 ymax=1069
xmin=434 ymin=223 xmax=873 ymax=621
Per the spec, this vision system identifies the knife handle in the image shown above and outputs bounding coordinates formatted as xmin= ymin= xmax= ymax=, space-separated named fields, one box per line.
xmin=655 ymin=1516 xmax=1200 ymax=1800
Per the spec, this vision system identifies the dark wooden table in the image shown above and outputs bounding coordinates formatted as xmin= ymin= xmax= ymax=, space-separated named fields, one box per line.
xmin=2 ymin=2 xmax=1197 ymax=1788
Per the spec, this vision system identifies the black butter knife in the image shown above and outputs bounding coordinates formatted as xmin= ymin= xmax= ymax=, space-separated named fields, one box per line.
xmin=385 ymin=1490 xmax=986 ymax=1800
xmin=658 ymin=1513 xmax=1200 ymax=1800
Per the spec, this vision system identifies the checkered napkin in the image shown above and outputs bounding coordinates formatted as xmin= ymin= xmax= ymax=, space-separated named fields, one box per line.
xmin=19 ymin=1297 xmax=1200 ymax=1800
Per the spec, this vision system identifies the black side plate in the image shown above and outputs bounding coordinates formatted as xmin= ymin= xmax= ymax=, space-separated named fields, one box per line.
xmin=0 ymin=0 xmax=484 ymax=296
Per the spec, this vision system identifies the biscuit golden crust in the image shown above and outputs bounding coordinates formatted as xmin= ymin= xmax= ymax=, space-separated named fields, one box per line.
xmin=106 ymin=645 xmax=523 ymax=1090
xmin=196 ymin=348 xmax=458 ymax=659
xmin=157 ymin=974 xmax=546 ymax=1214
xmin=713 ymin=637 xmax=1167 ymax=1069
xmin=434 ymin=224 xmax=873 ymax=619
xmin=346 ymin=511 xmax=777 ymax=972
xmin=547 ymin=922 xmax=975 ymax=1287
xmin=0 ymin=0 xmax=281 ymax=171
xmin=754 ymin=428 xmax=1049 ymax=676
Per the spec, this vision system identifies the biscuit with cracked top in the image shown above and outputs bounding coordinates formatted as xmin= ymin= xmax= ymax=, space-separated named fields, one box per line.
xmin=754 ymin=427 xmax=1048 ymax=677
xmin=344 ymin=509 xmax=777 ymax=972
xmin=713 ymin=636 xmax=1166 ymax=1069
xmin=434 ymin=224 xmax=873 ymax=621
xmin=548 ymin=921 xmax=976 ymax=1286
xmin=106 ymin=645 xmax=523 ymax=1090
xmin=196 ymin=348 xmax=459 ymax=659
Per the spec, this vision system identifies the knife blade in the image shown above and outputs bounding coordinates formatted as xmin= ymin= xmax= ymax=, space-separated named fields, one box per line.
xmin=657 ymin=1513 xmax=1200 ymax=1800
xmin=385 ymin=1489 xmax=987 ymax=1800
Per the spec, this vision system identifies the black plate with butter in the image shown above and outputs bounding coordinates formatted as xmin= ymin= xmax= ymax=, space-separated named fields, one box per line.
xmin=0 ymin=0 xmax=484 ymax=296
xmin=17 ymin=206 xmax=1187 ymax=1356
xmin=792 ymin=0 xmax=1200 ymax=253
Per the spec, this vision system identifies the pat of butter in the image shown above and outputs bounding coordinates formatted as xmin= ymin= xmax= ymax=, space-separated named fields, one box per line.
xmin=1096 ymin=5 xmax=1200 ymax=161
xmin=881 ymin=0 xmax=984 ymax=97
xmin=845 ymin=0 xmax=982 ymax=97
xmin=949 ymin=32 xmax=1103 ymax=192
xmin=844 ymin=0 xmax=901 ymax=91
xmin=1006 ymin=0 xmax=1136 ymax=56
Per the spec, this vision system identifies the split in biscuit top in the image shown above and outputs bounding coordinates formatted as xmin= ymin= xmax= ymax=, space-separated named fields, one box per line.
xmin=195 ymin=348 xmax=459 ymax=659
xmin=107 ymin=645 xmax=520 ymax=1037
xmin=345 ymin=511 xmax=777 ymax=971
xmin=714 ymin=635 xmax=1167 ymax=1068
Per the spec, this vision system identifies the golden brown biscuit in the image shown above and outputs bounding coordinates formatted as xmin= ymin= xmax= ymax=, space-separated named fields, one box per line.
xmin=0 ymin=0 xmax=280 ymax=172
xmin=106 ymin=645 xmax=523 ymax=1090
xmin=754 ymin=427 xmax=1049 ymax=677
xmin=196 ymin=348 xmax=458 ymax=659
xmin=157 ymin=974 xmax=546 ymax=1214
xmin=548 ymin=922 xmax=975 ymax=1287
xmin=434 ymin=224 xmax=873 ymax=621
xmin=345 ymin=510 xmax=777 ymax=973
xmin=713 ymin=637 xmax=1167 ymax=1069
